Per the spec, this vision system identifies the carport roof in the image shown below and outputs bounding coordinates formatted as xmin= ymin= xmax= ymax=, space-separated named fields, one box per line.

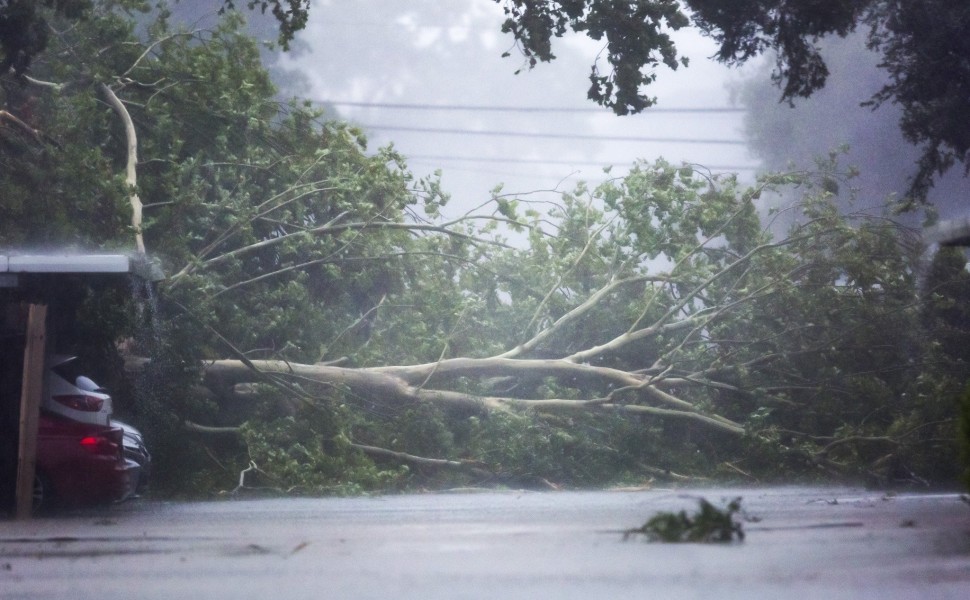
xmin=0 ymin=254 xmax=132 ymax=274
xmin=0 ymin=253 xmax=168 ymax=288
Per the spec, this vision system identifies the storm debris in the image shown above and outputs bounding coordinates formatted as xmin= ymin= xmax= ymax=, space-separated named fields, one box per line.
xmin=624 ymin=497 xmax=745 ymax=543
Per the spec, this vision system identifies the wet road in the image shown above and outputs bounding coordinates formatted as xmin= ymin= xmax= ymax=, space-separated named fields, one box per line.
xmin=1 ymin=487 xmax=969 ymax=599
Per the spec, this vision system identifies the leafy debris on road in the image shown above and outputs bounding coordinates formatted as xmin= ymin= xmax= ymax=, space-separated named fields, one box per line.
xmin=624 ymin=497 xmax=745 ymax=543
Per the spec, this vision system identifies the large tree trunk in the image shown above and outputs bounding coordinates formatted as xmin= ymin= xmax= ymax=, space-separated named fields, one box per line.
xmin=101 ymin=83 xmax=145 ymax=254
xmin=201 ymin=359 xmax=745 ymax=436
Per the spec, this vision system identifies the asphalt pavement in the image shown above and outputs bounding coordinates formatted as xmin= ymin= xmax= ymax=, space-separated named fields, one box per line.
xmin=1 ymin=486 xmax=969 ymax=599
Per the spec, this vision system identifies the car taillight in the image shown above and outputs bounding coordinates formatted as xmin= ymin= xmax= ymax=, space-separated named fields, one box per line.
xmin=53 ymin=394 xmax=104 ymax=412
xmin=79 ymin=434 xmax=120 ymax=457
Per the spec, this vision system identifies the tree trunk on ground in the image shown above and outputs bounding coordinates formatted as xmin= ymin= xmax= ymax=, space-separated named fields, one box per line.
xmin=201 ymin=358 xmax=745 ymax=436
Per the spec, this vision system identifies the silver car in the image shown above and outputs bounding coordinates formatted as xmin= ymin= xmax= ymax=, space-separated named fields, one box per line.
xmin=44 ymin=356 xmax=113 ymax=426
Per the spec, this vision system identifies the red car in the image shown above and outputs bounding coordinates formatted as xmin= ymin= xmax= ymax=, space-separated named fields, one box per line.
xmin=32 ymin=412 xmax=140 ymax=509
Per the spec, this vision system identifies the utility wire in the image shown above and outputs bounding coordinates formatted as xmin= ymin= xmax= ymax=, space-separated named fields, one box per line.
xmin=328 ymin=100 xmax=744 ymax=114
xmin=405 ymin=154 xmax=759 ymax=171
xmin=361 ymin=123 xmax=746 ymax=145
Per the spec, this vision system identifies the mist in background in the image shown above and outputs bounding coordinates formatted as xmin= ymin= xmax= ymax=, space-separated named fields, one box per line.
xmin=734 ymin=31 xmax=969 ymax=227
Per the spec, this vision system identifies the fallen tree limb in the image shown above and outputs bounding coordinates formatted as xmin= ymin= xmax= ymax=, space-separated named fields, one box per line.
xmin=349 ymin=443 xmax=490 ymax=475
xmin=100 ymin=83 xmax=145 ymax=253
xmin=184 ymin=420 xmax=241 ymax=435
xmin=0 ymin=109 xmax=47 ymax=146
xmin=505 ymin=398 xmax=744 ymax=435
xmin=642 ymin=465 xmax=704 ymax=482
xmin=202 ymin=359 xmax=745 ymax=436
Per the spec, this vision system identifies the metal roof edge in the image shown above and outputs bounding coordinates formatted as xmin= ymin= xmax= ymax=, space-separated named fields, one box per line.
xmin=0 ymin=254 xmax=132 ymax=274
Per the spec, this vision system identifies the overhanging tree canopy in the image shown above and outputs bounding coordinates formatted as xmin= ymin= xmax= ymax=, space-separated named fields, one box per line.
xmin=494 ymin=0 xmax=970 ymax=201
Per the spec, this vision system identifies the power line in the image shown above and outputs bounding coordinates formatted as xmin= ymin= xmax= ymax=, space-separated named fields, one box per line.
xmin=405 ymin=154 xmax=760 ymax=171
xmin=361 ymin=124 xmax=747 ymax=145
xmin=328 ymin=100 xmax=744 ymax=114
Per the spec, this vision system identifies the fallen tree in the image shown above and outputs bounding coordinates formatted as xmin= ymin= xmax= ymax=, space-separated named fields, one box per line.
xmin=202 ymin=358 xmax=746 ymax=435
xmin=166 ymin=160 xmax=947 ymax=491
xmin=4 ymin=5 xmax=959 ymax=494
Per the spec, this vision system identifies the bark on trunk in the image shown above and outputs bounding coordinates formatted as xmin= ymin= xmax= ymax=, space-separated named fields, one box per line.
xmin=201 ymin=359 xmax=745 ymax=436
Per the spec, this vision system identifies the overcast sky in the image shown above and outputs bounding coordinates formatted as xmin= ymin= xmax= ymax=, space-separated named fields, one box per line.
xmin=167 ymin=0 xmax=969 ymax=227
xmin=268 ymin=0 xmax=759 ymax=217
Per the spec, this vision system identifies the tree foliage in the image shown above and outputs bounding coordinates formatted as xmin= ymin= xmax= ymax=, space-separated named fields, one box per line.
xmin=218 ymin=0 xmax=308 ymax=50
xmin=0 ymin=0 xmax=91 ymax=75
xmin=0 ymin=0 xmax=308 ymax=76
xmin=496 ymin=0 xmax=689 ymax=115
xmin=1 ymin=2 xmax=965 ymax=495
xmin=865 ymin=1 xmax=970 ymax=202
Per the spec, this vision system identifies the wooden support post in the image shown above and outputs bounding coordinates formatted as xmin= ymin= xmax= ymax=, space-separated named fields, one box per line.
xmin=15 ymin=304 xmax=47 ymax=520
